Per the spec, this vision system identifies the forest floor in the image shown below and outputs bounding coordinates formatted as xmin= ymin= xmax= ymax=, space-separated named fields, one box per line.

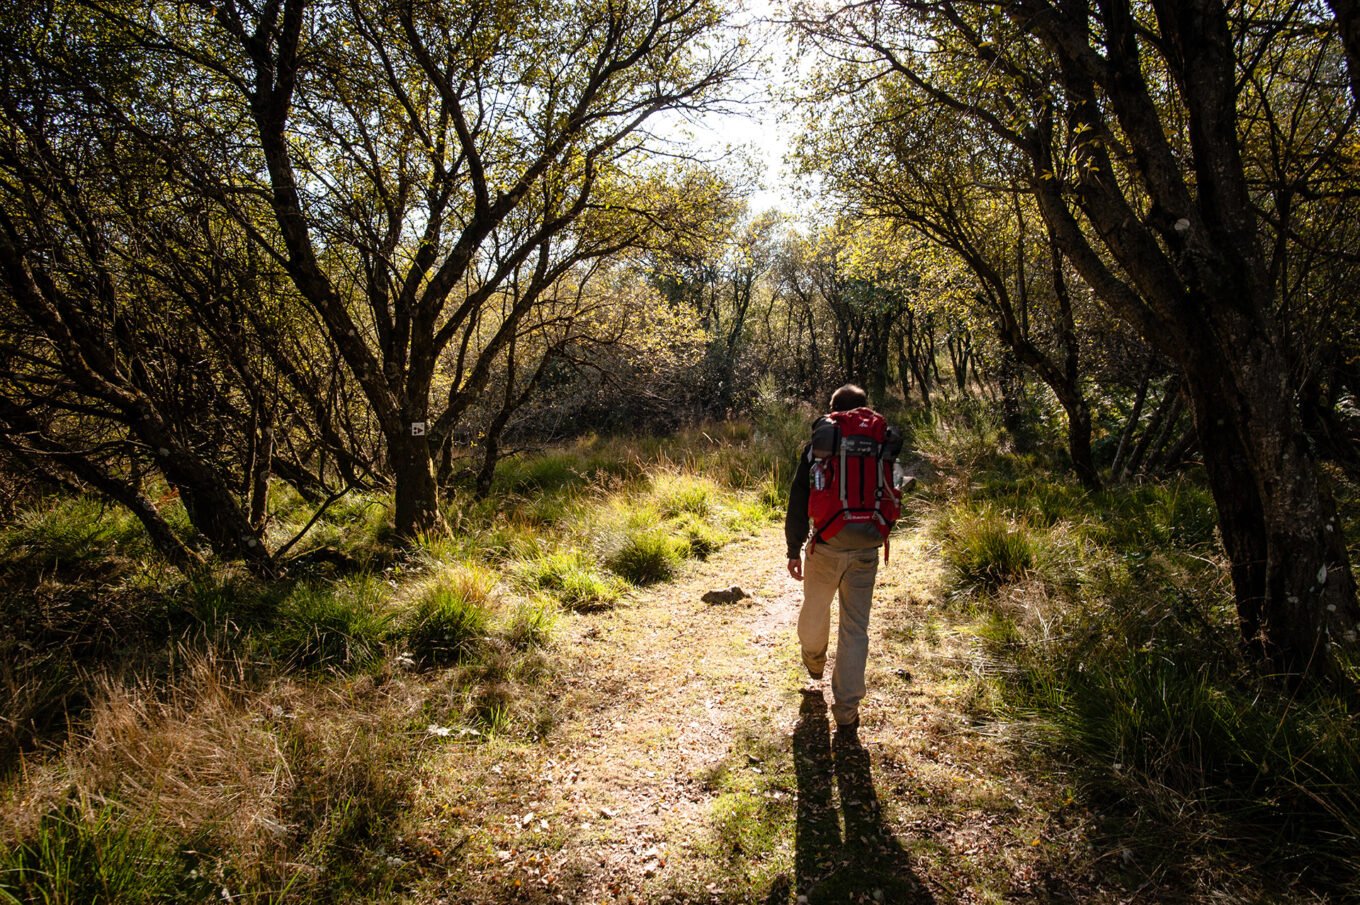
xmin=406 ymin=522 xmax=1112 ymax=904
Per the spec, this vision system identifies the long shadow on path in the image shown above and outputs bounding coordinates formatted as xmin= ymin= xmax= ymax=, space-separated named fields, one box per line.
xmin=784 ymin=690 xmax=934 ymax=905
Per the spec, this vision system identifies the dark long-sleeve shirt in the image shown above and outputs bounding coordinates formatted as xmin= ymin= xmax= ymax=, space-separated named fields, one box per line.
xmin=785 ymin=443 xmax=813 ymax=560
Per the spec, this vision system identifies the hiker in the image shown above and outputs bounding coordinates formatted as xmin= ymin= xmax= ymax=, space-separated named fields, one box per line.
xmin=785 ymin=384 xmax=903 ymax=742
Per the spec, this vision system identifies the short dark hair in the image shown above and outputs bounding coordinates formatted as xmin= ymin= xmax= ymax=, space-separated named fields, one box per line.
xmin=829 ymin=384 xmax=868 ymax=412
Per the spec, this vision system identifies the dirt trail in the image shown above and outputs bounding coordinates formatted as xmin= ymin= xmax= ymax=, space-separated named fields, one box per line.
xmin=418 ymin=524 xmax=1098 ymax=903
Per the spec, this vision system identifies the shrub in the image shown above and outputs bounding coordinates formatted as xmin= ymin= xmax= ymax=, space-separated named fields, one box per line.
xmin=752 ymin=375 xmax=813 ymax=465
xmin=401 ymin=567 xmax=494 ymax=665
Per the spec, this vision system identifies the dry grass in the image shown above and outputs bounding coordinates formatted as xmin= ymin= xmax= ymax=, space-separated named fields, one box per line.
xmin=4 ymin=648 xmax=282 ymax=884
xmin=0 ymin=644 xmax=423 ymax=900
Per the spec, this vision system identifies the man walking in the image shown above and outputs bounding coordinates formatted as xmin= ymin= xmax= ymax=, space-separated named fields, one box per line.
xmin=786 ymin=384 xmax=902 ymax=742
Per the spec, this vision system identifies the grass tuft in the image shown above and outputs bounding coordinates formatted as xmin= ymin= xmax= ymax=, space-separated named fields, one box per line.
xmin=0 ymin=800 xmax=216 ymax=905
xmin=0 ymin=496 xmax=150 ymax=577
xmin=650 ymin=471 xmax=720 ymax=518
xmin=672 ymin=513 xmax=732 ymax=559
xmin=502 ymin=597 xmax=558 ymax=650
xmin=606 ymin=529 xmax=690 ymax=585
xmin=513 ymin=549 xmax=625 ymax=611
xmin=271 ymin=575 xmax=391 ymax=670
xmin=938 ymin=504 xmax=1037 ymax=589
xmin=401 ymin=566 xmax=495 ymax=666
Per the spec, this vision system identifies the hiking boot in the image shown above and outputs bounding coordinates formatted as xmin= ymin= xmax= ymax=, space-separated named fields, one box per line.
xmin=834 ymin=717 xmax=860 ymax=746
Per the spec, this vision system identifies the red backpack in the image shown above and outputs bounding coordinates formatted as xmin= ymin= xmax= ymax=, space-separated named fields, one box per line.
xmin=807 ymin=407 xmax=902 ymax=559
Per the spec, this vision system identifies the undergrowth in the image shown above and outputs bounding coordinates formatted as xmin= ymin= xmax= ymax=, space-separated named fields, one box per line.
xmin=7 ymin=388 xmax=1357 ymax=901
xmin=919 ymin=400 xmax=1360 ymax=899
xmin=0 ymin=415 xmax=795 ymax=903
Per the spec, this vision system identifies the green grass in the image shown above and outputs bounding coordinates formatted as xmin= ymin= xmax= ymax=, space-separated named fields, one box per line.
xmin=1002 ymin=586 xmax=1360 ymax=888
xmin=938 ymin=504 xmax=1038 ymax=589
xmin=606 ymin=528 xmax=690 ymax=585
xmin=915 ymin=404 xmax=1360 ymax=896
xmin=502 ymin=597 xmax=558 ymax=650
xmin=0 ymin=417 xmax=792 ymax=902
xmin=493 ymin=451 xmax=590 ymax=495
xmin=512 ymin=549 xmax=626 ymax=611
xmin=0 ymin=496 xmax=153 ymax=576
xmin=0 ymin=801 xmax=216 ymax=905
xmin=401 ymin=566 xmax=495 ymax=666
xmin=650 ymin=471 xmax=719 ymax=518
xmin=671 ymin=512 xmax=732 ymax=559
xmin=274 ymin=492 xmax=396 ymax=567
xmin=682 ymin=731 xmax=795 ymax=901
xmin=270 ymin=575 xmax=392 ymax=670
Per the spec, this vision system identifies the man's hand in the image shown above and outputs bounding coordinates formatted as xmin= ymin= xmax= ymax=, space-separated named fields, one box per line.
xmin=787 ymin=558 xmax=804 ymax=582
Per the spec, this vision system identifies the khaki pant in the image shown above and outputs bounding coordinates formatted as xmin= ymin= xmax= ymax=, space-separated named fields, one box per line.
xmin=798 ymin=543 xmax=879 ymax=726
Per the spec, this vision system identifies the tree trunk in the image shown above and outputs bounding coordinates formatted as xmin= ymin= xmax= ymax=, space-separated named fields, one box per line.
xmin=1123 ymin=380 xmax=1182 ymax=480
xmin=1111 ymin=367 xmax=1152 ymax=480
xmin=1327 ymin=0 xmax=1360 ymax=106
xmin=947 ymin=329 xmax=972 ymax=393
xmin=270 ymin=456 xmax=326 ymax=503
xmin=1150 ymin=426 xmax=1196 ymax=475
xmin=1057 ymin=394 xmax=1099 ymax=490
xmin=156 ymin=443 xmax=274 ymax=576
xmin=896 ymin=331 xmax=914 ymax=408
xmin=390 ymin=431 xmax=445 ymax=539
xmin=115 ymin=486 xmax=205 ymax=575
xmin=249 ymin=421 xmax=273 ymax=530
xmin=474 ymin=434 xmax=500 ymax=500
xmin=997 ymin=350 xmax=1032 ymax=452
xmin=1183 ymin=326 xmax=1360 ymax=683
xmin=867 ymin=310 xmax=891 ymax=404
